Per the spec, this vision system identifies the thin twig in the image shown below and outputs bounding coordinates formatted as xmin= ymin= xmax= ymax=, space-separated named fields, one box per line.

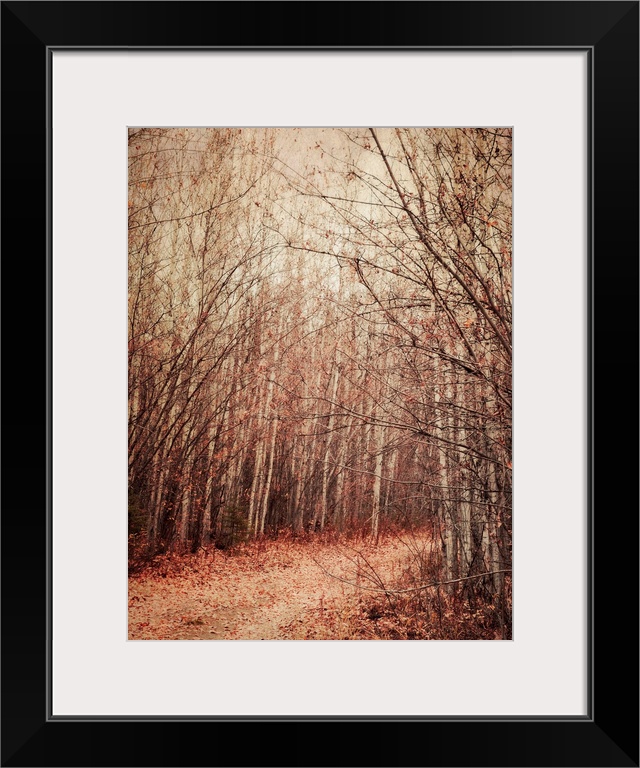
xmin=313 ymin=561 xmax=511 ymax=596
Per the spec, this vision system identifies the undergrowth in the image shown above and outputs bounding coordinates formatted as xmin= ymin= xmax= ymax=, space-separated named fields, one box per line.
xmin=291 ymin=529 xmax=512 ymax=640
xmin=129 ymin=526 xmax=511 ymax=640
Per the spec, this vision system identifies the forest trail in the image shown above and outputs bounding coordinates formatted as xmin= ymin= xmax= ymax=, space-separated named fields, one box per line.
xmin=129 ymin=533 xmax=432 ymax=640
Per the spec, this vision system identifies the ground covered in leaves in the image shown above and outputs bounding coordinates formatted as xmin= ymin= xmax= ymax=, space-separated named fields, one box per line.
xmin=129 ymin=531 xmax=507 ymax=640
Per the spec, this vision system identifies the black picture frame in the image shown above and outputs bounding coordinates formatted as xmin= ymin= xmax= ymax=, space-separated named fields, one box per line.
xmin=2 ymin=2 xmax=637 ymax=766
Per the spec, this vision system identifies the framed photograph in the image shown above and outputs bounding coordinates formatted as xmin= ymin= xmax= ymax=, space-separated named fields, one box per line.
xmin=2 ymin=2 xmax=637 ymax=766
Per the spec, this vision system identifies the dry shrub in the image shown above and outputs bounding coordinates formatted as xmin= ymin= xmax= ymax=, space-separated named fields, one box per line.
xmin=313 ymin=528 xmax=512 ymax=641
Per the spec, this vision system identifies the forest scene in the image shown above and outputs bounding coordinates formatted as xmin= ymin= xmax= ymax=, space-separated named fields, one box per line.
xmin=128 ymin=127 xmax=512 ymax=640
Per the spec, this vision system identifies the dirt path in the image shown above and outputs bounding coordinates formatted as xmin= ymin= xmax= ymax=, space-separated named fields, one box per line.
xmin=129 ymin=534 xmax=428 ymax=640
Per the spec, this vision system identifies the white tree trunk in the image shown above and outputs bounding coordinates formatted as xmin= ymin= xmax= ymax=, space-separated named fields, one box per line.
xmin=320 ymin=357 xmax=340 ymax=529
xmin=371 ymin=422 xmax=384 ymax=542
xmin=256 ymin=314 xmax=283 ymax=535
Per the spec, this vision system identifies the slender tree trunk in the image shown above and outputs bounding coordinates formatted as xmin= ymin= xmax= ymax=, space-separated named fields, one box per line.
xmin=434 ymin=364 xmax=456 ymax=579
xmin=256 ymin=314 xmax=283 ymax=535
xmin=384 ymin=446 xmax=397 ymax=519
xmin=320 ymin=357 xmax=340 ymax=529
xmin=247 ymin=401 xmax=266 ymax=534
xmin=371 ymin=422 xmax=384 ymax=542
xmin=258 ymin=414 xmax=278 ymax=535
xmin=454 ymin=374 xmax=473 ymax=574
